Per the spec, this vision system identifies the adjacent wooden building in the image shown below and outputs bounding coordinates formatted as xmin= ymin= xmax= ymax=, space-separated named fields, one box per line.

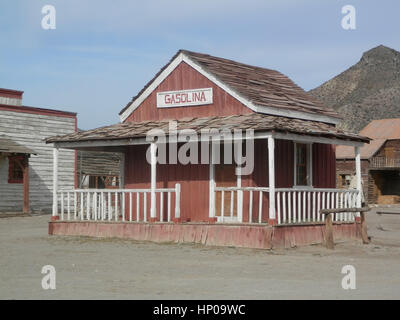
xmin=336 ymin=118 xmax=400 ymax=205
xmin=47 ymin=50 xmax=370 ymax=249
xmin=0 ymin=88 xmax=77 ymax=213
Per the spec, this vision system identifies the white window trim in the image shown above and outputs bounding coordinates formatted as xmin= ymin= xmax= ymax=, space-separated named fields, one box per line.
xmin=293 ymin=142 xmax=313 ymax=188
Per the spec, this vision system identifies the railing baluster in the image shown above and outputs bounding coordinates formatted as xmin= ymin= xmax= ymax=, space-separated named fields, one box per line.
xmin=249 ymin=190 xmax=253 ymax=223
xmin=293 ymin=192 xmax=296 ymax=223
xmin=312 ymin=192 xmax=316 ymax=222
xmin=122 ymin=192 xmax=125 ymax=222
xmin=60 ymin=192 xmax=64 ymax=220
xmin=167 ymin=192 xmax=171 ymax=222
xmin=277 ymin=192 xmax=281 ymax=225
xmin=282 ymin=192 xmax=287 ymax=223
xmin=230 ymin=191 xmax=234 ymax=219
xmin=160 ymin=191 xmax=164 ymax=222
xmin=297 ymin=191 xmax=301 ymax=222
xmin=307 ymin=192 xmax=311 ymax=222
xmin=129 ymin=192 xmax=133 ymax=222
xmin=288 ymin=191 xmax=292 ymax=223
xmin=82 ymin=192 xmax=85 ymax=220
xmin=136 ymin=192 xmax=140 ymax=221
xmin=74 ymin=192 xmax=77 ymax=220
xmin=94 ymin=192 xmax=98 ymax=221
xmin=144 ymin=192 xmax=147 ymax=222
xmin=258 ymin=191 xmax=263 ymax=223
xmin=115 ymin=191 xmax=118 ymax=221
xmin=317 ymin=192 xmax=321 ymax=221
xmin=67 ymin=192 xmax=70 ymax=220
xmin=108 ymin=192 xmax=112 ymax=221
xmin=221 ymin=190 xmax=225 ymax=223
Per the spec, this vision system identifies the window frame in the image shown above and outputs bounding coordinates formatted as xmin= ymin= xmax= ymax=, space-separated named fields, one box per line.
xmin=293 ymin=142 xmax=313 ymax=188
xmin=8 ymin=155 xmax=24 ymax=184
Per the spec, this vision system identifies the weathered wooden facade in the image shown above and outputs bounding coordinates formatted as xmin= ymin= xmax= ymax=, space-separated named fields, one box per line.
xmin=0 ymin=88 xmax=76 ymax=213
xmin=47 ymin=50 xmax=369 ymax=249
xmin=77 ymin=150 xmax=121 ymax=189
xmin=337 ymin=119 xmax=400 ymax=205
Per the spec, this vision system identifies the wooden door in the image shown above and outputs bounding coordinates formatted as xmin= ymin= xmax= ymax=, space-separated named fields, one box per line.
xmin=215 ymin=163 xmax=237 ymax=220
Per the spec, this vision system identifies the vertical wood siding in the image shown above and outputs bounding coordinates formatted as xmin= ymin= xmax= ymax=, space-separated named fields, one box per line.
xmin=125 ymin=61 xmax=253 ymax=123
xmin=0 ymin=110 xmax=76 ymax=213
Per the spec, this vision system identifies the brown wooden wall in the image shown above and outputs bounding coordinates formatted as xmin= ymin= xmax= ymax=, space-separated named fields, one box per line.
xmin=124 ymin=61 xmax=253 ymax=123
xmin=123 ymin=140 xmax=336 ymax=222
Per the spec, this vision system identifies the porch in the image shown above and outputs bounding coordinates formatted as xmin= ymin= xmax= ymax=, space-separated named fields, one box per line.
xmin=46 ymin=114 xmax=369 ymax=248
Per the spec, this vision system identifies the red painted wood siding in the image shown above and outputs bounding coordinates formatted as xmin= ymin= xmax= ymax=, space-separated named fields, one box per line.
xmin=123 ymin=140 xmax=336 ymax=222
xmin=124 ymin=61 xmax=253 ymax=123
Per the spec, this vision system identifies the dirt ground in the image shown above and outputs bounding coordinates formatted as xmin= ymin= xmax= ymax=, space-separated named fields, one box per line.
xmin=0 ymin=208 xmax=399 ymax=300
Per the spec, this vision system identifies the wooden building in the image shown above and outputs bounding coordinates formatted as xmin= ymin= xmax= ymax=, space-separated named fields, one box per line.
xmin=77 ymin=150 xmax=121 ymax=189
xmin=336 ymin=119 xmax=400 ymax=205
xmin=0 ymin=88 xmax=76 ymax=213
xmin=47 ymin=50 xmax=370 ymax=249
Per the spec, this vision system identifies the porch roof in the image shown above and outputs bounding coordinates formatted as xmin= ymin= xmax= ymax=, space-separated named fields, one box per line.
xmin=46 ymin=113 xmax=369 ymax=146
xmin=0 ymin=135 xmax=36 ymax=155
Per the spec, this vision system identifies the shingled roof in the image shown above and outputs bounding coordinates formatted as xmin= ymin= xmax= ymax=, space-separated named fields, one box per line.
xmin=119 ymin=49 xmax=341 ymax=121
xmin=46 ymin=113 xmax=368 ymax=144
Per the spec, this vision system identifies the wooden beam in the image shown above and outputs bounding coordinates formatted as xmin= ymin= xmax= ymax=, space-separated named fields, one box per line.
xmin=320 ymin=207 xmax=370 ymax=214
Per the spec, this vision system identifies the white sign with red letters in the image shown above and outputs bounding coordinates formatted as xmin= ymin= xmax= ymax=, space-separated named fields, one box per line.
xmin=157 ymin=88 xmax=213 ymax=108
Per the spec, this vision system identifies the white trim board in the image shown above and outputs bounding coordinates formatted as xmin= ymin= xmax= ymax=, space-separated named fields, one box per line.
xmin=119 ymin=52 xmax=341 ymax=125
xmin=52 ymin=130 xmax=365 ymax=150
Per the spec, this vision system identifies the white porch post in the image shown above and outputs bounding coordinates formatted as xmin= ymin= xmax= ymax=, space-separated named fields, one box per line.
xmin=268 ymin=136 xmax=276 ymax=223
xmin=209 ymin=144 xmax=215 ymax=218
xmin=355 ymin=146 xmax=362 ymax=216
xmin=150 ymin=142 xmax=157 ymax=218
xmin=52 ymin=147 xmax=59 ymax=216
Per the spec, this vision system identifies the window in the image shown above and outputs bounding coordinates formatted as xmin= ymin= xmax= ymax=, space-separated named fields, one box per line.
xmin=8 ymin=155 xmax=24 ymax=183
xmin=294 ymin=143 xmax=312 ymax=186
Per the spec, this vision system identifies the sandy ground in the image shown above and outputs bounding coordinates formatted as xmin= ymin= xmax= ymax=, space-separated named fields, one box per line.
xmin=0 ymin=209 xmax=399 ymax=300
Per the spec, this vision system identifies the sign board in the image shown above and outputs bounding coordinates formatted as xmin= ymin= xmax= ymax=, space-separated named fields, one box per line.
xmin=157 ymin=88 xmax=213 ymax=108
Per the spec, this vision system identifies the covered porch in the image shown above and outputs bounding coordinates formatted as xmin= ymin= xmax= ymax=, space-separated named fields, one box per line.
xmin=47 ymin=114 xmax=368 ymax=233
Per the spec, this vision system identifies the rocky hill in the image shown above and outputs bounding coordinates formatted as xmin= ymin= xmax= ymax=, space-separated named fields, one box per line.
xmin=309 ymin=45 xmax=400 ymax=132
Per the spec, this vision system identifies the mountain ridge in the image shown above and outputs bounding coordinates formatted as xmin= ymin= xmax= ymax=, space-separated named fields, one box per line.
xmin=309 ymin=45 xmax=400 ymax=132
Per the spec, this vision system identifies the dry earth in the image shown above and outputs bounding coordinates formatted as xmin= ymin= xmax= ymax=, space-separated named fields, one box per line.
xmin=0 ymin=208 xmax=399 ymax=299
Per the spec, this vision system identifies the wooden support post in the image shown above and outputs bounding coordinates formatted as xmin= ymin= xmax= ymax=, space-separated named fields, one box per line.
xmin=324 ymin=212 xmax=334 ymax=249
xmin=268 ymin=136 xmax=276 ymax=224
xmin=209 ymin=143 xmax=215 ymax=218
xmin=22 ymin=156 xmax=29 ymax=214
xmin=355 ymin=146 xmax=362 ymax=219
xmin=52 ymin=148 xmax=59 ymax=217
xmin=360 ymin=211 xmax=370 ymax=244
xmin=150 ymin=143 xmax=157 ymax=219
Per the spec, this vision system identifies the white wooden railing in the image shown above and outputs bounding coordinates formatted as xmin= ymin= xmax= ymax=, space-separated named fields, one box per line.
xmin=214 ymin=186 xmax=359 ymax=225
xmin=275 ymin=188 xmax=359 ymax=225
xmin=57 ymin=184 xmax=181 ymax=222
xmin=214 ymin=186 xmax=269 ymax=223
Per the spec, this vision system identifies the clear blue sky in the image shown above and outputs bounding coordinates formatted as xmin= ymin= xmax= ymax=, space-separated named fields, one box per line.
xmin=1 ymin=0 xmax=399 ymax=129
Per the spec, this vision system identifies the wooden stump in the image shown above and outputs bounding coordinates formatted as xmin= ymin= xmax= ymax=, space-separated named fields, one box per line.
xmin=324 ymin=213 xmax=334 ymax=249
